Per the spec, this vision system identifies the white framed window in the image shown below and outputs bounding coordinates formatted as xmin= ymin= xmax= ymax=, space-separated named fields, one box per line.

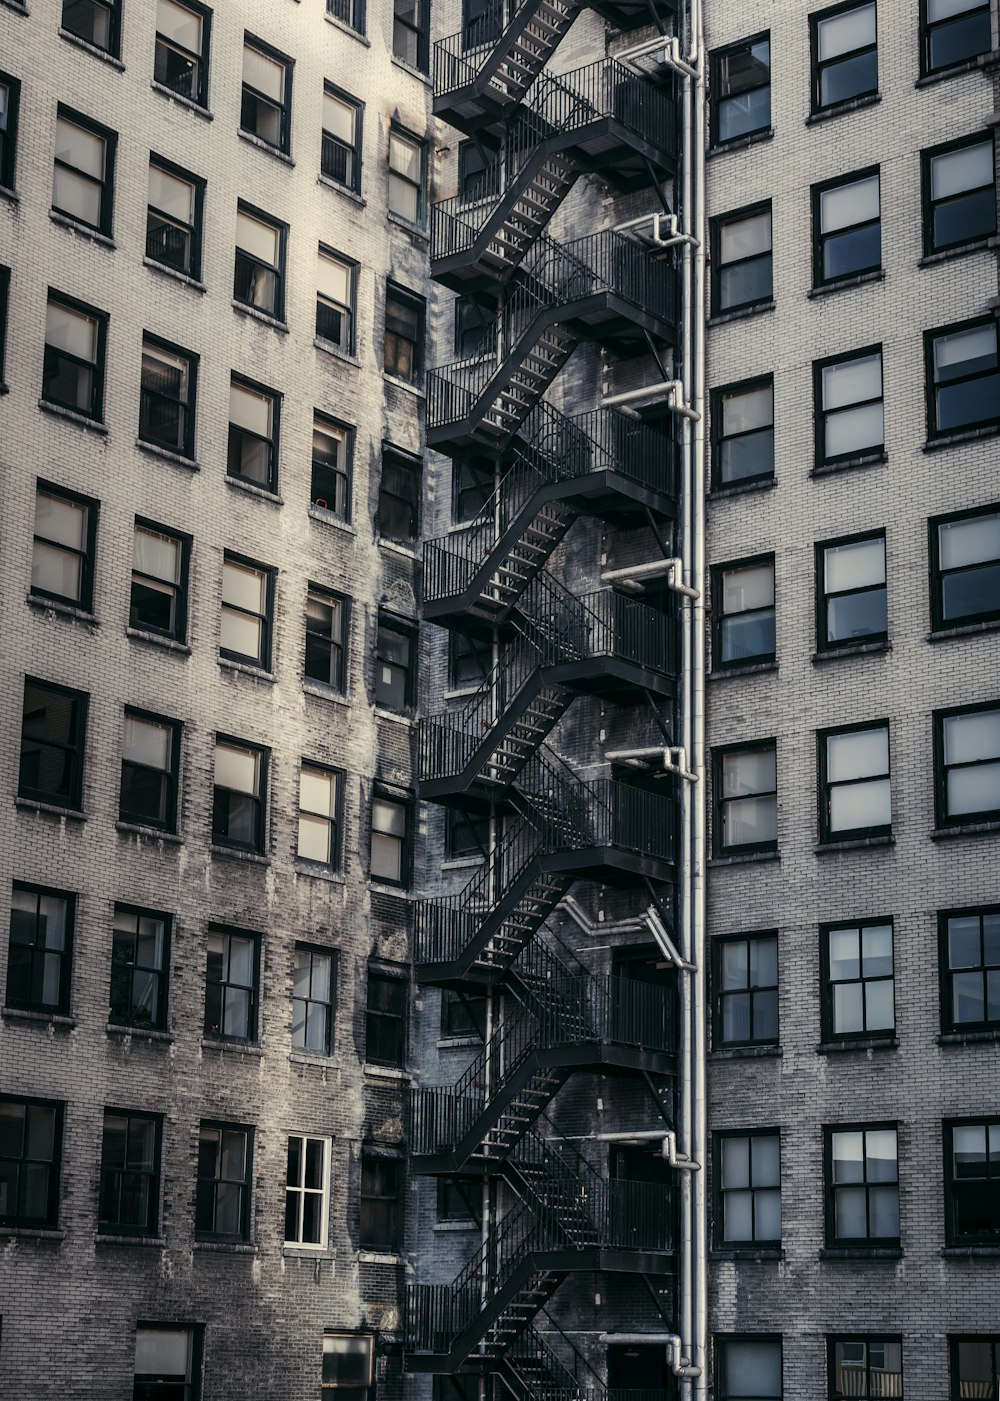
xmin=284 ymin=1134 xmax=330 ymax=1247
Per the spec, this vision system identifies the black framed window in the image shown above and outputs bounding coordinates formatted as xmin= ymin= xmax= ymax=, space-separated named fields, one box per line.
xmin=819 ymin=722 xmax=891 ymax=841
xmin=716 ymin=1132 xmax=781 ymax=1245
xmin=945 ymin=1118 xmax=1000 ymax=1243
xmin=43 ymin=292 xmax=106 ymax=421
xmin=154 ymin=0 xmax=210 ymax=107
xmin=212 ymin=737 xmax=268 ymax=853
xmin=711 ymin=204 xmax=772 ymax=315
xmin=950 ymin=1336 xmax=1000 ymax=1399
xmin=370 ymin=790 xmax=411 ymax=886
xmin=454 ymin=295 xmax=489 ymax=358
xmin=940 ymin=906 xmax=1000 ymax=1033
xmin=241 ymin=36 xmax=291 ymax=153
xmin=120 ymin=709 xmax=181 ymax=832
xmin=0 ymin=73 xmax=20 ymax=191
xmin=713 ymin=934 xmax=778 ymax=1047
xmin=393 ymin=0 xmax=428 ymax=71
xmin=384 ymin=282 xmax=425 ymax=382
xmin=437 ymin=1176 xmax=483 ymax=1224
xmin=0 ymin=1096 xmax=63 ymax=1228
xmin=360 ymin=1150 xmax=402 ymax=1248
xmin=714 ymin=743 xmax=777 ymax=854
xmin=298 ymin=762 xmax=342 ymax=867
xmin=7 ymin=883 xmax=74 ymax=1015
xmin=712 ymin=377 xmax=774 ymax=488
xmin=30 ymin=481 xmax=97 ymax=610
xmin=99 ymin=1110 xmax=161 ymax=1236
xmin=285 ymin=1135 xmax=330 ymax=1247
xmin=710 ymin=34 xmax=770 ymax=145
xmin=196 ymin=1122 xmax=252 ymax=1240
xmin=305 ymin=587 xmax=349 ymax=691
xmin=140 ymin=335 xmax=197 ymax=458
xmin=0 ymin=264 xmax=8 ymax=385
xmin=378 ymin=445 xmax=421 ymax=542
xmin=716 ymin=1338 xmax=782 ymax=1400
xmin=811 ymin=1 xmax=878 ymax=111
xmin=110 ymin=905 xmax=170 ymax=1031
xmin=815 ymin=348 xmax=884 ymax=466
xmin=234 ymin=204 xmax=285 ymax=319
xmin=322 ymin=1332 xmax=374 ymax=1398
xmin=813 ymin=169 xmax=881 ymax=285
xmin=322 ymin=86 xmax=362 ymax=192
xmin=441 ymin=987 xmax=488 ymax=1040
xmin=922 ymin=0 xmax=992 ymax=75
xmin=292 ymin=945 xmax=336 ymax=1054
xmin=133 ymin=1324 xmax=202 ymax=1401
xmin=146 ymin=156 xmax=203 ymax=279
xmin=52 ymin=107 xmax=116 ymax=235
xmin=445 ymin=807 xmax=490 ymax=861
xmin=62 ymin=0 xmax=121 ymax=56
xmin=317 ymin=247 xmax=356 ymax=352
xmin=816 ymin=532 xmax=887 ymax=649
xmin=713 ymin=558 xmax=775 ymax=668
xmin=311 ymin=413 xmax=352 ymax=520
xmin=926 ymin=318 xmax=1000 ymax=438
xmin=448 ymin=632 xmax=492 ymax=690
xmin=935 ymin=702 xmax=1000 ymax=826
xmin=220 ymin=555 xmax=274 ymax=669
xmin=375 ymin=613 xmax=416 ymax=710
xmin=228 ymin=376 xmax=279 ymax=491
xmin=131 ymin=521 xmax=189 ymax=642
xmin=388 ymin=128 xmax=425 ymax=223
xmin=825 ymin=1124 xmax=899 ymax=1245
xmin=326 ymin=0 xmax=366 ymax=31
xmin=822 ymin=920 xmax=894 ymax=1041
xmin=458 ymin=139 xmax=500 ymax=201
xmin=828 ymin=1338 xmax=903 ymax=1400
xmin=924 ymin=134 xmax=996 ymax=254
xmin=453 ymin=457 xmax=494 ymax=522
xmin=366 ymin=967 xmax=408 ymax=1066
xmin=204 ymin=927 xmax=260 ymax=1043
xmin=19 ymin=677 xmax=88 ymax=810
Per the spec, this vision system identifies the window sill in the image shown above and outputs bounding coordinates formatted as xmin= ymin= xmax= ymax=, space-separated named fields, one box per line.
xmin=232 ymin=300 xmax=288 ymax=333
xmin=218 ymin=657 xmax=276 ymax=684
xmin=0 ymin=1227 xmax=64 ymax=1242
xmin=709 ymin=477 xmax=775 ymax=500
xmin=126 ymin=626 xmax=191 ymax=655
xmin=434 ymin=1220 xmax=479 ymax=1232
xmin=805 ymin=91 xmax=881 ymax=124
xmin=364 ymin=1063 xmax=410 ymax=1081
xmin=438 ymin=1035 xmax=484 ymax=1049
xmin=937 ymin=1028 xmax=1000 ymax=1046
xmin=383 ymin=373 xmax=426 ymax=399
xmin=238 ymin=129 xmax=294 ymax=165
xmin=919 ymin=234 xmax=998 ymax=266
xmin=443 ymin=688 xmax=480 ymax=702
xmin=135 ymin=439 xmax=200 ymax=471
xmin=819 ymin=1246 xmax=902 ymax=1260
xmin=151 ymin=81 xmax=213 ymax=119
xmin=390 ymin=55 xmax=432 ymax=86
xmin=289 ymin=1051 xmax=338 ymax=1069
xmin=58 ymin=27 xmax=125 ymax=65
xmin=209 ymin=844 xmax=271 ymax=866
xmin=915 ymin=52 xmax=998 ymax=87
xmin=307 ymin=505 xmax=356 ymax=534
xmin=15 ymin=797 xmax=85 ymax=822
xmin=387 ymin=210 xmax=430 ymax=241
xmin=807 ymin=268 xmax=884 ymax=300
xmin=928 ymin=618 xmax=1000 ymax=643
xmin=930 ymin=820 xmax=1000 ymax=841
xmin=813 ymin=834 xmax=894 ymax=854
xmin=283 ymin=1245 xmax=336 ymax=1259
xmin=939 ymin=1244 xmax=1000 ymax=1257
xmin=0 ymin=183 xmax=19 ymax=205
xmin=809 ymin=451 xmax=887 ymax=478
xmin=710 ymin=1247 xmax=784 ymax=1261
xmin=27 ymin=594 xmax=99 ymax=625
xmin=50 ymin=210 xmax=116 ymax=248
xmin=142 ymin=257 xmax=206 ymax=293
xmin=374 ymin=708 xmax=415 ymax=727
xmin=368 ymin=882 xmax=412 ymax=898
xmin=96 ymin=1234 xmax=166 ymax=1247
xmin=324 ymin=12 xmax=370 ymax=44
xmin=811 ymin=640 xmax=890 ymax=663
xmin=202 ymin=1038 xmax=263 ymax=1058
xmin=39 ymin=400 xmax=107 ymax=434
xmin=0 ymin=0 xmax=28 ymax=13
xmin=377 ymin=537 xmax=420 ymax=560
xmin=193 ymin=1240 xmax=258 ymax=1255
xmin=314 ymin=337 xmax=361 ymax=367
xmin=923 ymin=423 xmax=1000 ymax=453
xmin=709 ymin=850 xmax=779 ymax=867
xmin=115 ymin=820 xmax=183 ymax=844
xmin=317 ymin=175 xmax=366 ymax=206
xmin=707 ymin=661 xmax=777 ymax=681
xmin=225 ymin=474 xmax=283 ymax=506
xmin=303 ymin=679 xmax=352 ymax=706
xmin=293 ymin=860 xmax=346 ymax=885
xmin=1 ymin=1007 xmax=75 ymax=1029
xmin=709 ymin=1044 xmax=782 ymax=1060
xmin=441 ymin=857 xmax=481 ymax=871
xmin=816 ymin=1037 xmax=898 ymax=1054
xmin=106 ymin=1023 xmax=173 ymax=1042
xmin=708 ymin=301 xmax=775 ymax=328
xmin=358 ymin=1249 xmax=404 ymax=1264
xmin=707 ymin=128 xmax=774 ymax=158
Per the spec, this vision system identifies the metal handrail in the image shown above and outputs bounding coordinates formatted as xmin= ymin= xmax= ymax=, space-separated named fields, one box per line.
xmin=433 ymin=0 xmax=554 ymax=102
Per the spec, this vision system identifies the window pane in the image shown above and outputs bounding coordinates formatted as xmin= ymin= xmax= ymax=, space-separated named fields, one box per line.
xmin=319 ymin=253 xmax=352 ymax=304
xmin=148 ymin=164 xmax=194 ymax=222
xmin=928 ymin=0 xmax=983 ymax=19
xmin=301 ymin=768 xmax=335 ymax=817
xmin=721 ymin=1341 xmax=781 ymax=1397
xmin=45 ymin=303 xmax=96 ymax=360
xmin=157 ymin=0 xmax=201 ymax=46
xmin=134 ymin=1329 xmax=191 ymax=1378
xmin=236 ymin=211 xmax=279 ymax=265
xmin=833 ymin=981 xmax=865 ymax=1034
xmin=749 ymin=938 xmax=777 ymax=986
xmin=722 ymin=564 xmax=774 ymax=612
xmin=230 ymin=382 xmax=272 ymax=437
xmin=216 ymin=744 xmax=258 ymax=794
xmin=931 ymin=142 xmax=993 ymax=200
xmin=862 ymin=924 xmax=893 ymax=974
xmin=948 ymin=762 xmax=1000 ymax=815
xmin=829 ymin=927 xmax=860 ymax=980
xmin=324 ymin=93 xmax=355 ymax=142
xmin=820 ymin=176 xmax=879 ymax=233
xmin=934 ymin=325 xmax=996 ymax=380
xmin=865 ymin=979 xmax=894 ymax=1030
xmin=134 ymin=528 xmax=181 ymax=583
xmin=722 ymin=749 xmax=775 ymax=796
xmin=726 ymin=795 xmax=778 ymax=844
xmin=944 ymin=711 xmax=1000 ymax=765
xmin=818 ymin=3 xmax=876 ymax=59
xmin=830 ymin=776 xmax=891 ymax=830
xmin=720 ymin=211 xmax=771 ymax=262
xmin=752 ymin=1135 xmax=780 ymax=1184
xmin=722 ymin=384 xmax=772 ymax=435
xmin=222 ymin=561 xmax=266 ymax=613
xmin=389 ymin=133 xmax=420 ymax=180
xmin=720 ymin=942 xmax=748 ymax=990
xmin=825 ymin=538 xmax=885 ymax=592
xmin=243 ymin=46 xmax=284 ymax=100
xmin=123 ymin=716 xmax=170 ymax=769
xmin=721 ymin=1137 xmax=750 ymax=1189
xmin=823 ymin=354 xmax=881 ymax=409
xmin=939 ymin=512 xmax=1000 ymax=570
xmin=827 ymin=728 xmax=888 ymax=782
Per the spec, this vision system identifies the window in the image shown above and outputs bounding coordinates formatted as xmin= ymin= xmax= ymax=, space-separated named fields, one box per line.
xmin=819 ymin=722 xmax=891 ymax=841
xmin=99 ymin=1110 xmax=161 ymax=1236
xmin=813 ymin=170 xmax=881 ymax=285
xmin=139 ymin=335 xmax=196 ymax=458
xmin=714 ymin=743 xmax=777 ymax=854
xmin=935 ymin=703 xmax=1000 ymax=826
xmin=322 ymin=86 xmax=362 ymax=192
xmin=816 ymin=532 xmax=887 ymax=649
xmin=366 ymin=967 xmax=407 ymax=1066
xmin=716 ymin=1132 xmax=781 ymax=1245
xmin=377 ymin=445 xmax=421 ymax=542
xmin=146 ymin=156 xmax=203 ymax=279
xmin=62 ymin=0 xmax=121 ymax=57
xmin=228 ymin=376 xmax=279 ymax=491
xmin=311 ymin=414 xmax=352 ymax=520
xmin=445 ymin=808 xmax=490 ymax=861
xmin=119 ymin=710 xmax=180 ymax=832
xmin=712 ymin=205 xmax=772 ymax=315
xmin=453 ymin=458 xmax=494 ymax=522
xmin=370 ymin=790 xmax=411 ymax=886
xmin=196 ymin=1123 xmax=252 ymax=1240
xmin=360 ymin=1150 xmax=401 ymax=1249
xmin=155 ymin=0 xmax=210 ymax=107
xmin=305 ymin=588 xmax=349 ymax=691
xmin=0 ymin=74 xmax=20 ymax=190
xmin=375 ymin=613 xmax=415 ymax=710
xmin=388 ymin=128 xmax=424 ymax=223
xmin=946 ymin=1119 xmax=1000 ymax=1242
xmin=393 ymin=0 xmax=428 ymax=70
xmin=326 ymin=0 xmax=366 ymax=34
xmin=926 ymin=319 xmax=1000 ymax=438
xmin=285 ymin=1135 xmax=330 ymax=1247
xmin=811 ymin=1 xmax=878 ymax=111
xmin=0 ymin=1096 xmax=62 ymax=1228
xmin=42 ymin=292 xmax=106 ymax=421
xmin=455 ymin=296 xmax=489 ymax=358
xmin=52 ymin=108 xmax=115 ymax=235
xmin=131 ymin=522 xmax=189 ymax=642
xmin=19 ymin=677 xmax=88 ymax=809
xmin=441 ymin=987 xmax=488 ymax=1040
xmin=292 ymin=945 xmax=336 ymax=1054
xmin=204 ymin=928 xmax=259 ymax=1043
xmin=713 ymin=558 xmax=775 ymax=668
xmin=923 ymin=0 xmax=992 ymax=74
xmin=448 ymin=632 xmax=492 ymax=691
xmin=815 ymin=348 xmax=884 ymax=466
xmin=0 ymin=264 xmax=8 ymax=385
xmin=950 ymin=1337 xmax=1000 ymax=1400
xmin=30 ymin=482 xmax=96 ymax=610
xmin=322 ymin=1333 xmax=374 ymax=1398
xmin=940 ymin=906 xmax=1000 ymax=1033
xmin=212 ymin=737 xmax=268 ymax=853
xmin=713 ymin=934 xmax=779 ymax=1047
xmin=825 ymin=1124 xmax=899 ymax=1245
xmin=716 ymin=1338 xmax=782 ymax=1400
xmin=133 ymin=1325 xmax=201 ymax=1401
xmin=822 ymin=921 xmax=894 ymax=1041
xmin=6 ymin=884 xmax=74 ymax=1015
xmin=711 ymin=35 xmax=770 ymax=145
xmin=220 ymin=555 xmax=274 ymax=669
xmin=298 ymin=762 xmax=342 ymax=867
xmin=241 ymin=37 xmax=291 ymax=153
xmin=458 ymin=140 xmax=499 ymax=201
xmin=234 ymin=205 xmax=285 ymax=320
xmin=437 ymin=1176 xmax=483 ymax=1224
xmin=712 ymin=378 xmax=774 ymax=488
xmin=828 ymin=1339 xmax=903 ymax=1400
xmin=384 ymin=283 xmax=425 ymax=381
xmin=110 ymin=905 xmax=170 ymax=1031
xmin=924 ymin=135 xmax=996 ymax=254
xmin=317 ymin=248 xmax=356 ymax=352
